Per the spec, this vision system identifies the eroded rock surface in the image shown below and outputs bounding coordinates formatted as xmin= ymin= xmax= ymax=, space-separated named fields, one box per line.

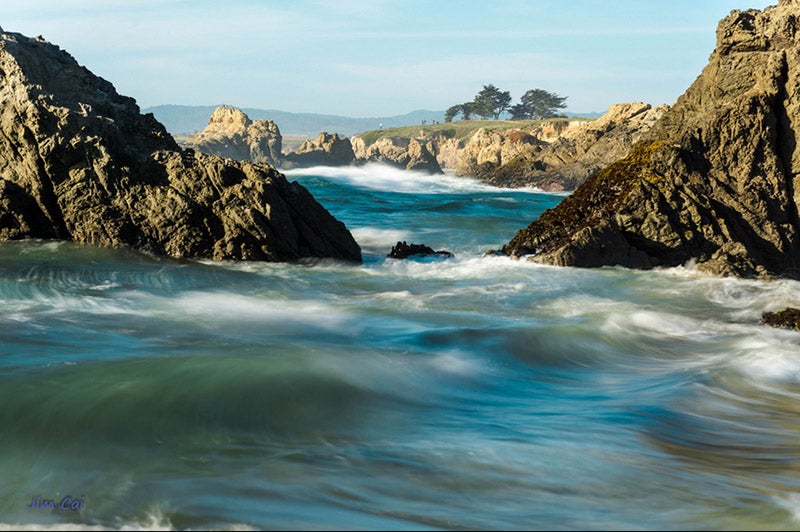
xmin=351 ymin=136 xmax=442 ymax=174
xmin=481 ymin=103 xmax=666 ymax=191
xmin=0 ymin=30 xmax=361 ymax=262
xmin=183 ymin=105 xmax=283 ymax=167
xmin=504 ymin=1 xmax=800 ymax=279
xmin=282 ymin=132 xmax=356 ymax=169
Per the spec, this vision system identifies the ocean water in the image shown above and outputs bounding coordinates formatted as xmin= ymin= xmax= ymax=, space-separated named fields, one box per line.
xmin=1 ymin=163 xmax=800 ymax=530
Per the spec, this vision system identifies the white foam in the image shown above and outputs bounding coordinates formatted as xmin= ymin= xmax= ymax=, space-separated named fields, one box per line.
xmin=729 ymin=336 xmax=800 ymax=383
xmin=283 ymin=162 xmax=551 ymax=194
xmin=350 ymin=227 xmax=412 ymax=250
xmin=167 ymin=292 xmax=352 ymax=330
xmin=773 ymin=493 xmax=800 ymax=523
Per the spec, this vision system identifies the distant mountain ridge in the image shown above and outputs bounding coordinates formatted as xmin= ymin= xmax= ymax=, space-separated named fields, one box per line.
xmin=145 ymin=105 xmax=603 ymax=137
xmin=145 ymin=106 xmax=446 ymax=137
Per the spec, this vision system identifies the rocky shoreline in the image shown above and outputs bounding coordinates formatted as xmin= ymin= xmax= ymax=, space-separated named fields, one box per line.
xmin=503 ymin=0 xmax=800 ymax=280
xmin=182 ymin=103 xmax=663 ymax=192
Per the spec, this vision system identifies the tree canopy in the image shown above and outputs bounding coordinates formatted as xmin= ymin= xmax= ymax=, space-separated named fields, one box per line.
xmin=511 ymin=89 xmax=568 ymax=120
xmin=444 ymin=85 xmax=567 ymax=122
xmin=471 ymin=84 xmax=512 ymax=120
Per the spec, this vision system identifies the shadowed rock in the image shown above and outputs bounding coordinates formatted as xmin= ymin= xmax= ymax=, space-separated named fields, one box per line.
xmin=504 ymin=1 xmax=800 ymax=279
xmin=0 ymin=30 xmax=361 ymax=263
xmin=388 ymin=241 xmax=453 ymax=260
xmin=762 ymin=308 xmax=800 ymax=330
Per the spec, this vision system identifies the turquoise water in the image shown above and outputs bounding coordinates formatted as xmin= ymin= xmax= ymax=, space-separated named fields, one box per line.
xmin=2 ymin=164 xmax=800 ymax=530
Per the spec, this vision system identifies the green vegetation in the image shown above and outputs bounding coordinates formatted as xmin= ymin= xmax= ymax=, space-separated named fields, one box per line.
xmin=504 ymin=140 xmax=665 ymax=255
xmin=355 ymin=118 xmax=572 ymax=146
xmin=446 ymin=84 xmax=567 ymax=123
xmin=510 ymin=89 xmax=568 ymax=120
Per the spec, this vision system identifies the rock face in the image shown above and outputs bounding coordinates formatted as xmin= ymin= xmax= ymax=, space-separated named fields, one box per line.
xmin=282 ymin=132 xmax=356 ymax=169
xmin=446 ymin=128 xmax=546 ymax=179
xmin=504 ymin=1 xmax=800 ymax=279
xmin=481 ymin=103 xmax=666 ymax=191
xmin=762 ymin=308 xmax=800 ymax=329
xmin=387 ymin=241 xmax=453 ymax=260
xmin=350 ymin=136 xmax=442 ymax=174
xmin=182 ymin=105 xmax=282 ymax=167
xmin=0 ymin=30 xmax=361 ymax=263
xmin=348 ymin=107 xmax=659 ymax=189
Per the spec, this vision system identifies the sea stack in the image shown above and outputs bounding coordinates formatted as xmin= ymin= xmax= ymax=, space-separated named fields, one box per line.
xmin=0 ymin=31 xmax=361 ymax=262
xmin=503 ymin=0 xmax=800 ymax=279
xmin=182 ymin=105 xmax=283 ymax=167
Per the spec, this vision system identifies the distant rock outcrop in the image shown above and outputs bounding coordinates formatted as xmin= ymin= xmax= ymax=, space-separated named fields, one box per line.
xmin=282 ymin=132 xmax=356 ymax=169
xmin=0 ymin=30 xmax=361 ymax=263
xmin=503 ymin=1 xmax=800 ymax=279
xmin=481 ymin=103 xmax=666 ymax=191
xmin=182 ymin=105 xmax=283 ymax=167
xmin=351 ymin=137 xmax=442 ymax=174
xmin=348 ymin=106 xmax=660 ymax=189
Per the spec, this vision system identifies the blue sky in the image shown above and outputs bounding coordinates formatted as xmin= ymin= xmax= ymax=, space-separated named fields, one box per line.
xmin=4 ymin=0 xmax=775 ymax=117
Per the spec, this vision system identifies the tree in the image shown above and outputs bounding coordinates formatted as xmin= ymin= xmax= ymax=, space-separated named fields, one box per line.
xmin=471 ymin=84 xmax=512 ymax=120
xmin=444 ymin=102 xmax=475 ymax=122
xmin=508 ymin=103 xmax=529 ymax=121
xmin=513 ymin=89 xmax=568 ymax=120
xmin=444 ymin=105 xmax=460 ymax=123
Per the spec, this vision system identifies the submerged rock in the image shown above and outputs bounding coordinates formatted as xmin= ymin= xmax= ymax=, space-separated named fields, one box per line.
xmin=762 ymin=308 xmax=800 ymax=330
xmin=182 ymin=105 xmax=283 ymax=167
xmin=504 ymin=1 xmax=800 ymax=279
xmin=387 ymin=241 xmax=453 ymax=260
xmin=0 ymin=30 xmax=362 ymax=263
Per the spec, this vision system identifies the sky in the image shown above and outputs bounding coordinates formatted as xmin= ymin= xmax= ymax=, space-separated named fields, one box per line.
xmin=4 ymin=0 xmax=776 ymax=117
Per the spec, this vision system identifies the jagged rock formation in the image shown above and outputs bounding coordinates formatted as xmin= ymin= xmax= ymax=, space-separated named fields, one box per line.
xmin=387 ymin=241 xmax=453 ymax=260
xmin=440 ymin=128 xmax=546 ymax=179
xmin=0 ymin=30 xmax=361 ymax=263
xmin=282 ymin=132 xmax=355 ymax=169
xmin=182 ymin=105 xmax=282 ymax=166
xmin=762 ymin=308 xmax=800 ymax=329
xmin=351 ymin=137 xmax=442 ymax=174
xmin=348 ymin=106 xmax=660 ymax=189
xmin=503 ymin=0 xmax=800 ymax=279
xmin=481 ymin=103 xmax=666 ymax=191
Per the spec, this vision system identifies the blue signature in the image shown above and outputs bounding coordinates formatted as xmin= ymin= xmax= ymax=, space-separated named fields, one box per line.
xmin=27 ymin=495 xmax=85 ymax=511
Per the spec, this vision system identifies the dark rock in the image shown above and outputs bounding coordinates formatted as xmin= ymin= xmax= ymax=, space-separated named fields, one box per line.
xmin=503 ymin=2 xmax=800 ymax=279
xmin=388 ymin=241 xmax=453 ymax=260
xmin=0 ymin=30 xmax=361 ymax=263
xmin=762 ymin=308 xmax=800 ymax=330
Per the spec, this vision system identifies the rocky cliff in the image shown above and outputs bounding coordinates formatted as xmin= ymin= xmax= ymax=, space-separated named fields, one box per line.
xmin=0 ymin=30 xmax=361 ymax=263
xmin=503 ymin=0 xmax=800 ymax=279
xmin=182 ymin=105 xmax=282 ymax=166
xmin=282 ymin=132 xmax=356 ymax=169
xmin=481 ymin=103 xmax=666 ymax=191
xmin=348 ymin=106 xmax=661 ymax=190
xmin=351 ymin=136 xmax=442 ymax=174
